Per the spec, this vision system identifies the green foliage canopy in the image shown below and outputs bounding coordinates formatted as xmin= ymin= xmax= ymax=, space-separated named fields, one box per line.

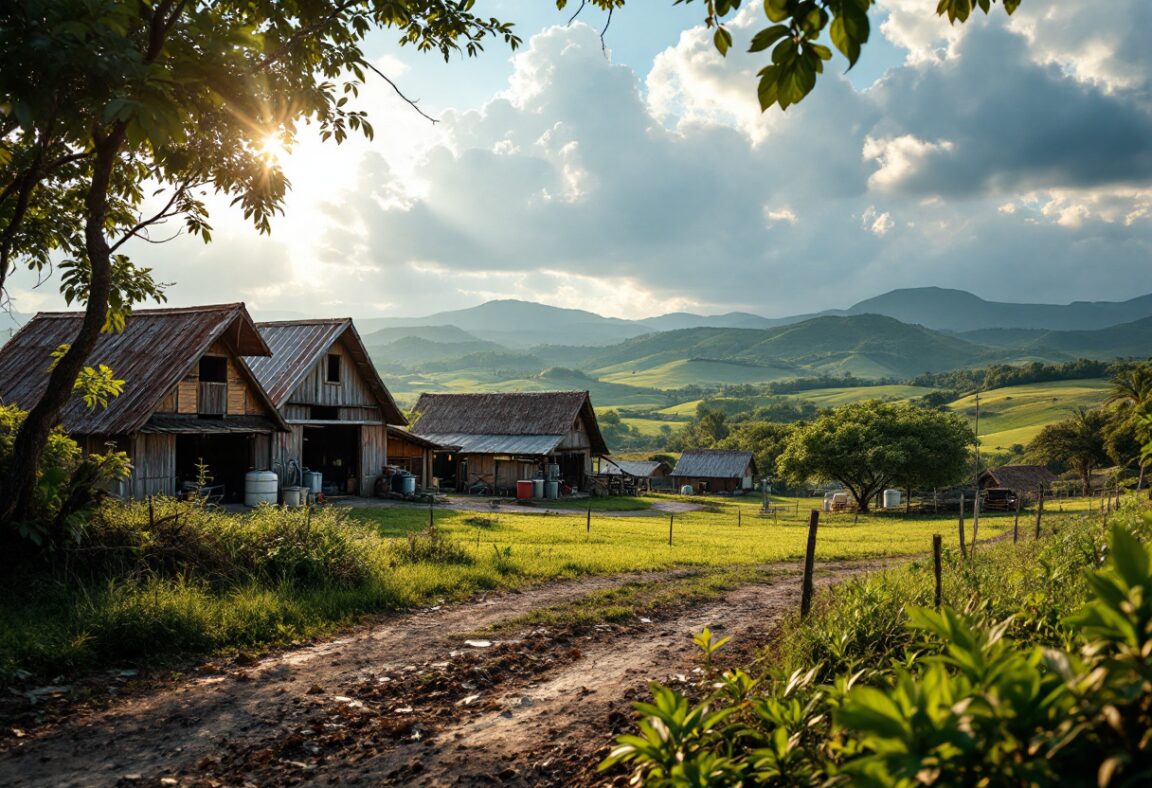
xmin=1028 ymin=407 xmax=1113 ymax=493
xmin=777 ymin=400 xmax=974 ymax=510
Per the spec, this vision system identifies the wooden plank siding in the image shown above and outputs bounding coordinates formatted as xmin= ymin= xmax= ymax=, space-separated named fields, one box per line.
xmin=285 ymin=341 xmax=376 ymax=410
xmin=360 ymin=424 xmax=388 ymax=496
xmin=129 ymin=433 xmax=177 ymax=498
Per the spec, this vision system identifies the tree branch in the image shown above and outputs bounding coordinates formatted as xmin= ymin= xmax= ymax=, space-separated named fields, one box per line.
xmin=363 ymin=60 xmax=439 ymax=124
xmin=108 ymin=185 xmax=190 ymax=255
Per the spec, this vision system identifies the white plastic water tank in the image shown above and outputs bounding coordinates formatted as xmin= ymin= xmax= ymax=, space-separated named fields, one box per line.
xmin=245 ymin=470 xmax=278 ymax=507
xmin=883 ymin=489 xmax=902 ymax=509
xmin=680 ymin=484 xmax=694 ymax=496
xmin=545 ymin=480 xmax=559 ymax=499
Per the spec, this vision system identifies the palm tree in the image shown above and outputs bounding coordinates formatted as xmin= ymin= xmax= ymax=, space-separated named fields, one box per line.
xmin=1106 ymin=363 xmax=1152 ymax=491
xmin=1028 ymin=407 xmax=1111 ymax=495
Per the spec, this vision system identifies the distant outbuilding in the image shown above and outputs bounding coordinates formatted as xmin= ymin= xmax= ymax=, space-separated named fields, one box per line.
xmin=409 ymin=391 xmax=608 ymax=494
xmin=672 ymin=449 xmax=757 ymax=494
xmin=978 ymin=464 xmax=1056 ymax=500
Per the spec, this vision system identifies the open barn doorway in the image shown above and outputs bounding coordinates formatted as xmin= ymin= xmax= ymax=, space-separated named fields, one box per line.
xmin=175 ymin=434 xmax=254 ymax=502
xmin=302 ymin=425 xmax=360 ymax=495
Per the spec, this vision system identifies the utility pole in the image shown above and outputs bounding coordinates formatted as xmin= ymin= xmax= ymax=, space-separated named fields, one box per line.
xmin=971 ymin=389 xmax=981 ymax=554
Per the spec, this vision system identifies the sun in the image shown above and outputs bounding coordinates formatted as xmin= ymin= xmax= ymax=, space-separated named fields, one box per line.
xmin=258 ymin=132 xmax=290 ymax=164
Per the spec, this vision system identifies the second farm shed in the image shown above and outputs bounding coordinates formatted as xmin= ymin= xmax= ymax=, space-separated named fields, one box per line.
xmin=672 ymin=449 xmax=757 ymax=494
xmin=246 ymin=319 xmax=406 ymax=496
xmin=409 ymin=391 xmax=609 ymax=494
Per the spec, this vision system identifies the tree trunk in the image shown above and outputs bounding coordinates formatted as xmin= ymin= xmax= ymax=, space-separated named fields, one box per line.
xmin=0 ymin=131 xmax=122 ymax=529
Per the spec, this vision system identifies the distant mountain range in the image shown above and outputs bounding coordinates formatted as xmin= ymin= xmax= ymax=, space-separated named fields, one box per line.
xmin=354 ymin=288 xmax=1152 ymax=347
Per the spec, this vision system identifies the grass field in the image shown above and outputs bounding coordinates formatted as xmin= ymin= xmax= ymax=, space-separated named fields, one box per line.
xmin=621 ymin=416 xmax=690 ymax=436
xmin=2 ymin=493 xmax=1097 ymax=679
xmin=782 ymin=384 xmax=937 ymax=408
xmin=599 ymin=359 xmax=794 ymax=389
xmin=350 ymin=494 xmax=1018 ymax=577
xmin=949 ymin=379 xmax=1111 ymax=450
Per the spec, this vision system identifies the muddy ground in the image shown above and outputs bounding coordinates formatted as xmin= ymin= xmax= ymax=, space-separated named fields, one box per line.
xmin=0 ymin=561 xmax=883 ymax=787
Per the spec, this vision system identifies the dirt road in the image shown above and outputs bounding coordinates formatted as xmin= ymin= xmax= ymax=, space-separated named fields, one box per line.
xmin=0 ymin=561 xmax=882 ymax=787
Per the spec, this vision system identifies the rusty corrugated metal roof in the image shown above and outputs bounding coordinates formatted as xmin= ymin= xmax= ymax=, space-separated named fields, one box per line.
xmin=247 ymin=319 xmax=407 ymax=425
xmin=414 ymin=432 xmax=564 ymax=456
xmin=410 ymin=391 xmax=609 ymax=455
xmin=0 ymin=303 xmax=284 ymax=435
xmin=672 ymin=450 xmax=756 ymax=479
xmin=387 ymin=425 xmax=445 ymax=450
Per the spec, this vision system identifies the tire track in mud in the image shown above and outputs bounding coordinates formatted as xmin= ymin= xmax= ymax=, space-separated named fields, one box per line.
xmin=0 ymin=561 xmax=886 ymax=787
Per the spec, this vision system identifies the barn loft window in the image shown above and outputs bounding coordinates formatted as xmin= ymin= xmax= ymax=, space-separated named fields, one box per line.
xmin=326 ymin=353 xmax=341 ymax=383
xmin=311 ymin=405 xmax=339 ymax=421
xmin=198 ymin=356 xmax=227 ymax=383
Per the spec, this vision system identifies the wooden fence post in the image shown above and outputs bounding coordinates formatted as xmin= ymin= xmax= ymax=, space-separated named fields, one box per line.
xmin=971 ymin=489 xmax=980 ymax=556
xmin=429 ymin=498 xmax=434 ymax=529
xmin=587 ymin=503 xmax=592 ymax=535
xmin=669 ymin=514 xmax=674 ymax=546
xmin=738 ymin=508 xmax=742 ymax=528
xmin=1013 ymin=494 xmax=1021 ymax=544
xmin=1034 ymin=488 xmax=1045 ymax=539
xmin=800 ymin=510 xmax=820 ymax=619
xmin=933 ymin=534 xmax=942 ymax=609
xmin=958 ymin=493 xmax=968 ymax=561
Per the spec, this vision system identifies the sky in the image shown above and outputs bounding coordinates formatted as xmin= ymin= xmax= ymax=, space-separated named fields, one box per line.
xmin=9 ymin=0 xmax=1152 ymax=321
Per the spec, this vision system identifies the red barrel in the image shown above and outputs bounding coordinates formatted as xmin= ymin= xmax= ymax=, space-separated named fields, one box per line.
xmin=516 ymin=480 xmax=533 ymax=500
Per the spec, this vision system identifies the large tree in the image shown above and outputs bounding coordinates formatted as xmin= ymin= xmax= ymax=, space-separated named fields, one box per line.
xmin=0 ymin=1 xmax=1023 ymax=529
xmin=0 ymin=0 xmax=520 ymax=527
xmin=1027 ymin=407 xmax=1111 ymax=494
xmin=777 ymin=400 xmax=973 ymax=512
xmin=1105 ymin=363 xmax=1152 ymax=491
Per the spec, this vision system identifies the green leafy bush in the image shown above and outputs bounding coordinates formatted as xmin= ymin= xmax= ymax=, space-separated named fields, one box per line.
xmin=604 ymin=507 xmax=1152 ymax=786
xmin=0 ymin=404 xmax=129 ymax=550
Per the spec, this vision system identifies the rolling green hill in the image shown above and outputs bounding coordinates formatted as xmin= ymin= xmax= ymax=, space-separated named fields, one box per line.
xmin=948 ymin=379 xmax=1112 ymax=451
xmin=545 ymin=314 xmax=993 ymax=386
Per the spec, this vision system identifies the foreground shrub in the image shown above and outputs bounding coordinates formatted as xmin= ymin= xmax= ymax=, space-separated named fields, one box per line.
xmin=0 ymin=404 xmax=129 ymax=551
xmin=73 ymin=498 xmax=371 ymax=589
xmin=605 ymin=507 xmax=1152 ymax=786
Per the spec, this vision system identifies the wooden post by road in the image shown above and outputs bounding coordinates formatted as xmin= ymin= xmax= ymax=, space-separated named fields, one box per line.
xmin=1034 ymin=488 xmax=1045 ymax=539
xmin=958 ymin=493 xmax=968 ymax=560
xmin=429 ymin=498 xmax=434 ymax=528
xmin=738 ymin=508 xmax=742 ymax=528
xmin=800 ymin=510 xmax=820 ymax=619
xmin=1013 ymin=494 xmax=1021 ymax=543
xmin=587 ymin=503 xmax=592 ymax=535
xmin=932 ymin=534 xmax=943 ymax=609
xmin=669 ymin=514 xmax=674 ymax=546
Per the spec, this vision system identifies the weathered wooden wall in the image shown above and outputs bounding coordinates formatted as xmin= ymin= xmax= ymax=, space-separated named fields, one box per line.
xmin=129 ymin=433 xmax=177 ymax=498
xmin=285 ymin=340 xmax=376 ymax=409
xmin=360 ymin=424 xmax=387 ymax=496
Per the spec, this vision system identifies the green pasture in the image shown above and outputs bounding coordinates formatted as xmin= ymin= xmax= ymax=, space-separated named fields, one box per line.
xmin=349 ymin=494 xmax=1020 ymax=577
xmin=948 ymin=379 xmax=1111 ymax=450
xmin=599 ymin=359 xmax=793 ymax=389
xmin=783 ymin=384 xmax=937 ymax=408
xmin=621 ymin=416 xmax=689 ymax=436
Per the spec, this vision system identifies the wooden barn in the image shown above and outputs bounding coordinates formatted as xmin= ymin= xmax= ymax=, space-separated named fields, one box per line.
xmin=596 ymin=459 xmax=672 ymax=494
xmin=386 ymin=426 xmax=442 ymax=490
xmin=0 ymin=304 xmax=286 ymax=500
xmin=672 ymin=449 xmax=757 ymax=494
xmin=246 ymin=319 xmax=407 ymax=497
xmin=409 ymin=391 xmax=609 ymax=494
xmin=978 ymin=464 xmax=1057 ymax=500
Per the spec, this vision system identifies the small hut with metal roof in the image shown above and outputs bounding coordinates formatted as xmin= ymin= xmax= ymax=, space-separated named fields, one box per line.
xmin=0 ymin=304 xmax=286 ymax=500
xmin=409 ymin=391 xmax=609 ymax=494
xmin=246 ymin=319 xmax=407 ymax=497
xmin=672 ymin=449 xmax=757 ymax=494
